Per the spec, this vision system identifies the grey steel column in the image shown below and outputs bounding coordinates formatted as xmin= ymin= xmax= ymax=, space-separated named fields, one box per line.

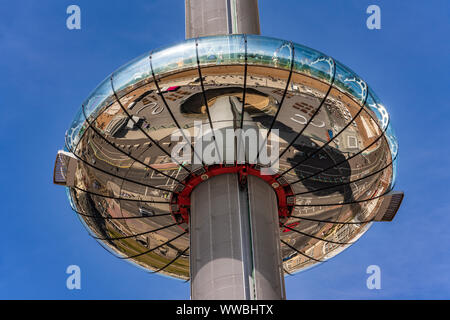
xmin=186 ymin=0 xmax=261 ymax=39
xmin=190 ymin=174 xmax=285 ymax=300
xmin=186 ymin=0 xmax=282 ymax=301
xmin=247 ymin=175 xmax=286 ymax=299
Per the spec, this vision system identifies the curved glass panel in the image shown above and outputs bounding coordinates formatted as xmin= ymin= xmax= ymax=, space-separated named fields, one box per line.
xmin=368 ymin=88 xmax=396 ymax=187
xmin=293 ymin=161 xmax=393 ymax=204
xmin=391 ymin=156 xmax=398 ymax=189
xmin=196 ymin=35 xmax=247 ymax=129
xmin=246 ymin=34 xmax=293 ymax=70
xmin=112 ymin=52 xmax=151 ymax=98
xmin=385 ymin=122 xmax=398 ymax=187
xmin=293 ymin=43 xmax=334 ymax=84
xmin=281 ymin=216 xmax=373 ymax=274
xmin=367 ymin=88 xmax=389 ymax=131
xmin=151 ymin=39 xmax=197 ymax=77
xmin=94 ymin=238 xmax=127 ymax=259
xmin=284 ymin=110 xmax=391 ymax=191
xmin=66 ymin=106 xmax=86 ymax=150
xmin=66 ymin=187 xmax=77 ymax=211
xmin=385 ymin=123 xmax=398 ymax=159
xmin=63 ymin=34 xmax=400 ymax=279
xmin=197 ymin=34 xmax=246 ymax=66
xmin=334 ymin=62 xmax=367 ymax=105
xmin=83 ymin=76 xmax=114 ymax=122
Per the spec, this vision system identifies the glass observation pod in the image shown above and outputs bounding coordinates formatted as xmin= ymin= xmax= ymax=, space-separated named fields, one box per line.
xmin=63 ymin=34 xmax=399 ymax=279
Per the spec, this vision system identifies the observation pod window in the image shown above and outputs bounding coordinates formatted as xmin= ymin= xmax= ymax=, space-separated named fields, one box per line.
xmin=150 ymin=39 xmax=197 ymax=77
xmin=83 ymin=76 xmax=114 ymax=122
xmin=365 ymin=90 xmax=389 ymax=131
xmin=385 ymin=122 xmax=398 ymax=188
xmin=65 ymin=187 xmax=77 ymax=212
xmin=66 ymin=106 xmax=86 ymax=150
xmin=59 ymin=34 xmax=401 ymax=279
xmin=334 ymin=61 xmax=368 ymax=106
xmin=196 ymin=34 xmax=246 ymax=66
xmin=112 ymin=52 xmax=152 ymax=99
xmin=366 ymin=88 xmax=398 ymax=188
xmin=367 ymin=88 xmax=390 ymax=131
xmin=292 ymin=43 xmax=334 ymax=85
xmin=246 ymin=34 xmax=293 ymax=71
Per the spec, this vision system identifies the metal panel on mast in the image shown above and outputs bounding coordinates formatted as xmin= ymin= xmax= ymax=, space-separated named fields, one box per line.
xmin=186 ymin=0 xmax=260 ymax=38
xmin=190 ymin=174 xmax=285 ymax=300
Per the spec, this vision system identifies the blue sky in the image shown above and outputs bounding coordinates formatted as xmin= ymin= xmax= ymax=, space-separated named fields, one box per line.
xmin=0 ymin=0 xmax=449 ymax=299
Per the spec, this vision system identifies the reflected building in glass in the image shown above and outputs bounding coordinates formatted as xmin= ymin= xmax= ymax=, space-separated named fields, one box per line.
xmin=53 ymin=0 xmax=403 ymax=300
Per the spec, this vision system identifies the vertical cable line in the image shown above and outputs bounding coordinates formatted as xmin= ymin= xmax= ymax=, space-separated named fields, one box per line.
xmin=67 ymin=72 xmax=156 ymax=163
xmin=64 ymin=138 xmax=173 ymax=193
xmin=293 ymin=115 xmax=390 ymax=186
xmin=71 ymin=207 xmax=171 ymax=220
xmin=239 ymin=34 xmax=248 ymax=131
xmin=151 ymin=246 xmax=190 ymax=274
xmin=280 ymin=224 xmax=354 ymax=245
xmin=256 ymin=42 xmax=295 ymax=160
xmin=149 ymin=53 xmax=205 ymax=168
xmin=66 ymin=71 xmax=168 ymax=167
xmin=288 ymin=174 xmax=394 ymax=232
xmin=110 ymin=75 xmax=192 ymax=174
xmin=67 ymin=77 xmax=115 ymax=161
xmin=93 ymin=222 xmax=179 ymax=241
xmin=283 ymin=90 xmax=392 ymax=188
xmin=81 ymin=102 xmax=185 ymax=185
xmin=293 ymin=153 xmax=396 ymax=196
xmin=237 ymin=34 xmax=249 ymax=165
xmin=278 ymin=90 xmax=395 ymax=211
xmin=275 ymin=58 xmax=337 ymax=166
xmin=293 ymin=186 xmax=396 ymax=207
xmin=70 ymin=186 xmax=171 ymax=221
xmin=66 ymin=134 xmax=163 ymax=228
xmin=280 ymin=239 xmax=324 ymax=263
xmin=195 ymin=38 xmax=223 ymax=163
xmin=288 ymin=215 xmax=375 ymax=225
xmin=72 ymin=186 xmax=170 ymax=204
xmin=281 ymin=86 xmax=370 ymax=177
xmin=119 ymin=231 xmax=188 ymax=260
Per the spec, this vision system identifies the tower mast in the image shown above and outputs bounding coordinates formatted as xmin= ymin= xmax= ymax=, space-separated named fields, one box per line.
xmin=185 ymin=0 xmax=285 ymax=300
xmin=185 ymin=0 xmax=261 ymax=39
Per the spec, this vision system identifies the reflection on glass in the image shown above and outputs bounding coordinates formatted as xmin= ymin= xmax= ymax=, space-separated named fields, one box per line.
xmin=385 ymin=123 xmax=398 ymax=187
xmin=334 ymin=62 xmax=367 ymax=105
xmin=66 ymin=106 xmax=86 ymax=150
xmin=62 ymin=34 xmax=400 ymax=278
xmin=83 ymin=76 xmax=114 ymax=122
xmin=112 ymin=52 xmax=151 ymax=98
xmin=66 ymin=187 xmax=77 ymax=211
xmin=293 ymin=43 xmax=334 ymax=83
xmin=197 ymin=34 xmax=246 ymax=66
xmin=151 ymin=39 xmax=197 ymax=77
xmin=246 ymin=35 xmax=292 ymax=70
xmin=367 ymin=89 xmax=389 ymax=131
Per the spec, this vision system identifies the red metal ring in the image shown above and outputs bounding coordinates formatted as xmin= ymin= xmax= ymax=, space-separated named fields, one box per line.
xmin=170 ymin=164 xmax=295 ymax=231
